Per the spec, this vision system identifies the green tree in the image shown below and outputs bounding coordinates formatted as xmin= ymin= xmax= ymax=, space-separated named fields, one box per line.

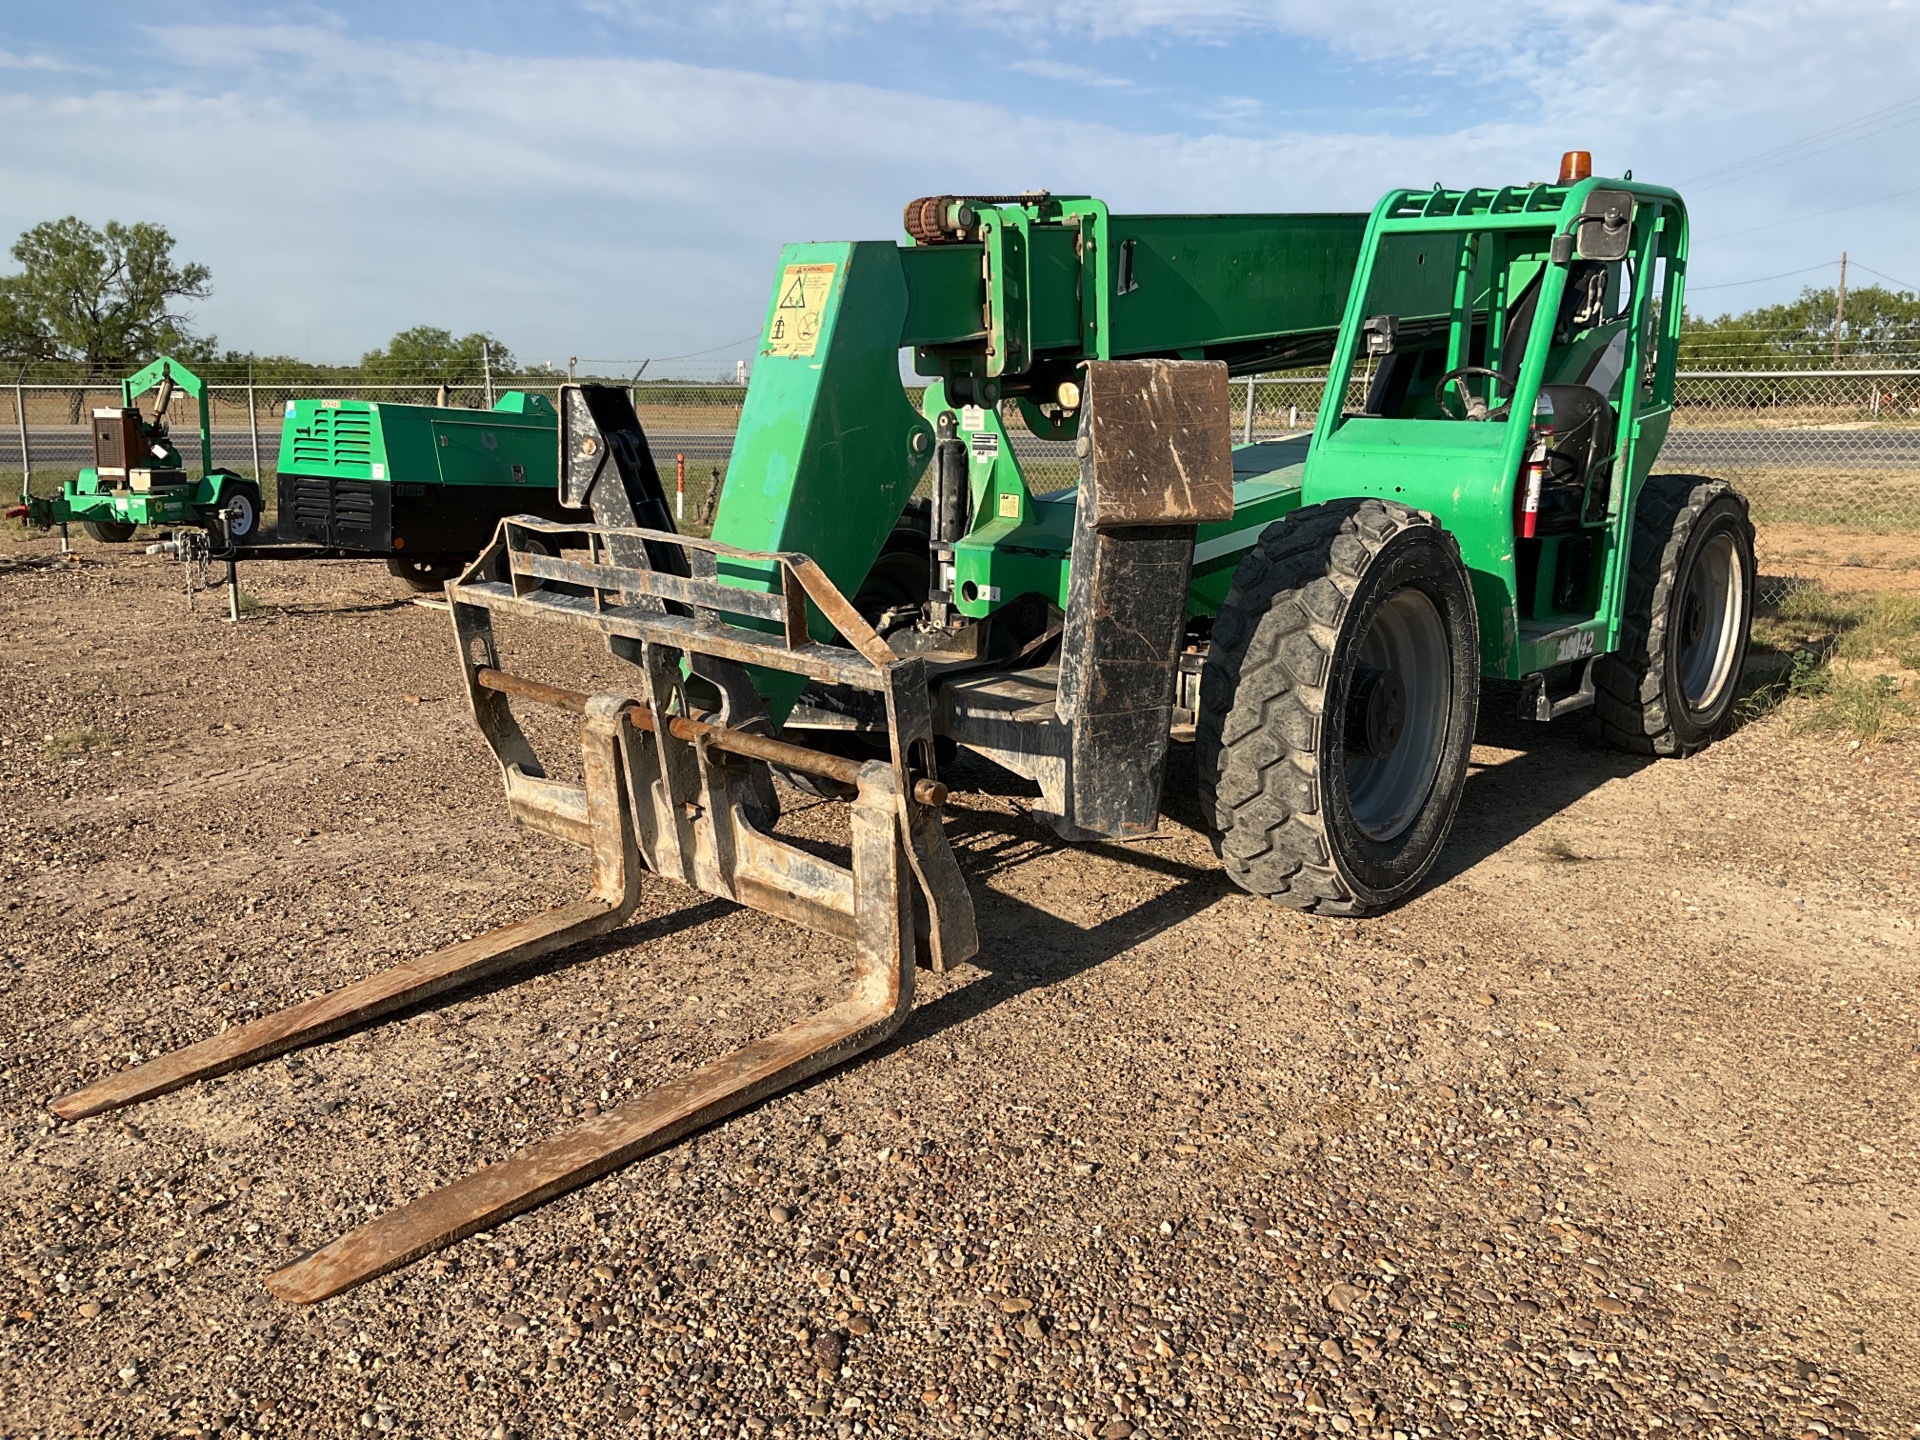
xmin=222 ymin=349 xmax=355 ymax=415
xmin=0 ymin=216 xmax=214 ymax=375
xmin=360 ymin=326 xmax=514 ymax=385
xmin=1680 ymin=284 xmax=1920 ymax=369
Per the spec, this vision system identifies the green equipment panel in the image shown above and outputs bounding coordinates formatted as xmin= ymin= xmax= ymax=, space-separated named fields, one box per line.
xmin=275 ymin=392 xmax=571 ymax=558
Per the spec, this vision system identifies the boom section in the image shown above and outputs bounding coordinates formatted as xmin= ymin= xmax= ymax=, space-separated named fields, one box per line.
xmin=710 ymin=196 xmax=1375 ymax=706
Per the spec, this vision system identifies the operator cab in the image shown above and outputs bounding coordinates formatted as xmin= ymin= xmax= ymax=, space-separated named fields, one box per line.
xmin=1303 ymin=153 xmax=1686 ymax=656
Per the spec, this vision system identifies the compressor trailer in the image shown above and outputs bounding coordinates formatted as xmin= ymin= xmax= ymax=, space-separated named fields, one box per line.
xmin=53 ymin=156 xmax=1755 ymax=1301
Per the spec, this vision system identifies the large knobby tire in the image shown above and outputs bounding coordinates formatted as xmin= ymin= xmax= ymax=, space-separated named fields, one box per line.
xmin=1594 ymin=476 xmax=1755 ymax=757
xmin=779 ymin=498 xmax=936 ymax=800
xmin=83 ymin=519 xmax=137 ymax=544
xmin=387 ymin=555 xmax=464 ymax=593
xmin=1198 ymin=499 xmax=1481 ymax=916
xmin=854 ymin=497 xmax=933 ymax=626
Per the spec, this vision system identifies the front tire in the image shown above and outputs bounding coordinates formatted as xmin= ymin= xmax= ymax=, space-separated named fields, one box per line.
xmin=386 ymin=555 xmax=464 ymax=593
xmin=1198 ymin=499 xmax=1480 ymax=916
xmin=1594 ymin=476 xmax=1755 ymax=756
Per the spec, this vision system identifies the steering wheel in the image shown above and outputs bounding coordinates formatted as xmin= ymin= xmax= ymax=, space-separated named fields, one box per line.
xmin=1434 ymin=366 xmax=1512 ymax=422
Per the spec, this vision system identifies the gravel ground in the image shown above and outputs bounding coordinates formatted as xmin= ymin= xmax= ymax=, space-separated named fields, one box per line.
xmin=1 ymin=535 xmax=1916 ymax=1440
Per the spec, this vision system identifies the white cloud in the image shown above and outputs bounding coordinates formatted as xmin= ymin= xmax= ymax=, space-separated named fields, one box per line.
xmin=1007 ymin=59 xmax=1132 ymax=88
xmin=0 ymin=5 xmax=1912 ymax=363
xmin=0 ymin=47 xmax=89 ymax=72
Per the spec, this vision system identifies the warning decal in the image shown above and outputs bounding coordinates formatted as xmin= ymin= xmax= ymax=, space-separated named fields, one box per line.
xmin=764 ymin=262 xmax=837 ymax=358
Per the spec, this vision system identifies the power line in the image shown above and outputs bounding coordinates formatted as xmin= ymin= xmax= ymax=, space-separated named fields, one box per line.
xmin=1680 ymin=93 xmax=1920 ymax=183
xmin=1681 ymin=94 xmax=1920 ymax=194
xmin=1690 ymin=260 xmax=1839 ymax=292
xmin=1849 ymin=260 xmax=1920 ymax=293
xmin=574 ymin=332 xmax=761 ymax=367
xmin=1707 ymin=183 xmax=1920 ymax=240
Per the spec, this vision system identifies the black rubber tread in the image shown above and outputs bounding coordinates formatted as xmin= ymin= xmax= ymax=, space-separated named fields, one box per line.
xmin=82 ymin=519 xmax=137 ymax=544
xmin=386 ymin=555 xmax=463 ymax=593
xmin=1197 ymin=498 xmax=1478 ymax=916
xmin=779 ymin=499 xmax=935 ymax=801
xmin=1593 ymin=475 xmax=1755 ymax=757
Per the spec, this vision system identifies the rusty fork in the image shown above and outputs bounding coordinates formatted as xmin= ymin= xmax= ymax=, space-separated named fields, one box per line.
xmin=49 ymin=518 xmax=977 ymax=1302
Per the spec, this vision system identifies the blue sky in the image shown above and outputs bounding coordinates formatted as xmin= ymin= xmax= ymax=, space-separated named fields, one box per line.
xmin=3 ymin=0 xmax=1916 ymax=374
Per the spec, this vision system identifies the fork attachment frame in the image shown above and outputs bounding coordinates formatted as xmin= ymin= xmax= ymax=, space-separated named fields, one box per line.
xmin=50 ymin=517 xmax=976 ymax=1302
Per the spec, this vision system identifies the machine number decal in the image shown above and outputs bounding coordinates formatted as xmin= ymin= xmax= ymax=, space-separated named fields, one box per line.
xmin=970 ymin=431 xmax=999 ymax=459
xmin=765 ymin=263 xmax=836 ymax=358
xmin=1553 ymin=628 xmax=1598 ymax=662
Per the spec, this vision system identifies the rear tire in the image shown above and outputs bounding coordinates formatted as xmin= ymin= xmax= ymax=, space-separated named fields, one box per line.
xmin=82 ymin=519 xmax=136 ymax=544
xmin=1594 ymin=476 xmax=1755 ymax=756
xmin=387 ymin=555 xmax=463 ymax=593
xmin=1198 ymin=498 xmax=1480 ymax=916
xmin=780 ymin=498 xmax=935 ymax=800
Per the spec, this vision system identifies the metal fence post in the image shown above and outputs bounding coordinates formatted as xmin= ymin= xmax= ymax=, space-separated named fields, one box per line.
xmin=13 ymin=367 xmax=30 ymax=504
xmin=483 ymin=342 xmax=495 ymax=409
xmin=247 ymin=362 xmax=264 ymax=490
xmin=1242 ymin=374 xmax=1256 ymax=444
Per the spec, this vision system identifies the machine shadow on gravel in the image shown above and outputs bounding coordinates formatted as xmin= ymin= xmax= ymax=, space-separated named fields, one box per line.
xmin=1417 ymin=699 xmax=1651 ymax=891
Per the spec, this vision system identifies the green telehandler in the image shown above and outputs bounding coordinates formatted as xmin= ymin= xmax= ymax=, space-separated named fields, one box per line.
xmin=55 ymin=155 xmax=1754 ymax=1301
xmin=9 ymin=356 xmax=265 ymax=544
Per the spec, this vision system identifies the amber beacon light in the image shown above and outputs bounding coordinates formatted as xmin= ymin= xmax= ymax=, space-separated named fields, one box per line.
xmin=1558 ymin=150 xmax=1593 ymax=184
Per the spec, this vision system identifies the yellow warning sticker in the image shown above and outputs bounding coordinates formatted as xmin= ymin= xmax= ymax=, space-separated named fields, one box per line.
xmin=764 ymin=262 xmax=837 ymax=358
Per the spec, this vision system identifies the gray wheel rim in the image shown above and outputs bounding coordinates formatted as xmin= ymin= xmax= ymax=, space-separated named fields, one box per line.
xmin=1345 ymin=587 xmax=1451 ymax=843
xmin=1677 ymin=530 xmax=1742 ymax=714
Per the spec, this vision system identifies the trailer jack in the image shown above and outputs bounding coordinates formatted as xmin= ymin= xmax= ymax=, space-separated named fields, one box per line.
xmin=51 ymin=517 xmax=976 ymax=1302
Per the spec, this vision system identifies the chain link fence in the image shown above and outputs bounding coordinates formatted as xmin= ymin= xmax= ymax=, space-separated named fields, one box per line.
xmin=5 ymin=369 xmax=1915 ymax=540
xmin=1228 ymin=371 xmax=1920 ymax=527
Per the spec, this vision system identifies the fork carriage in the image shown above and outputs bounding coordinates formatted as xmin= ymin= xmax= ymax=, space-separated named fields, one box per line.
xmin=51 ymin=515 xmax=975 ymax=1302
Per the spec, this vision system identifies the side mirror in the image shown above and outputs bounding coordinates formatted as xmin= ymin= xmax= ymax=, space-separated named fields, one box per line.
xmin=1363 ymin=314 xmax=1399 ymax=358
xmin=1576 ymin=189 xmax=1634 ymax=262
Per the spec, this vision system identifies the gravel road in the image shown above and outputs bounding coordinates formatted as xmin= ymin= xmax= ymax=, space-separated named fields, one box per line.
xmin=1 ymin=535 xmax=1915 ymax=1440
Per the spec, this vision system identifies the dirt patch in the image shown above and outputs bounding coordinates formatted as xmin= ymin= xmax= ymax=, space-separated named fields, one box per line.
xmin=1759 ymin=521 xmax=1920 ymax=596
xmin=2 ymin=530 xmax=1916 ymax=1439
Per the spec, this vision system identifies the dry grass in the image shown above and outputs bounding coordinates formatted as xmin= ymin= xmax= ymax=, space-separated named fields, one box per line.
xmin=1745 ymin=583 xmax=1920 ymax=742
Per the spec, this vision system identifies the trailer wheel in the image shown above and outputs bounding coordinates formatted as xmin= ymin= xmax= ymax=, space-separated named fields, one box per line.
xmin=82 ymin=519 xmax=137 ymax=544
xmin=1198 ymin=499 xmax=1480 ymax=916
xmin=387 ymin=556 xmax=464 ymax=592
xmin=220 ymin=485 xmax=263 ymax=542
xmin=1595 ymin=476 xmax=1755 ymax=756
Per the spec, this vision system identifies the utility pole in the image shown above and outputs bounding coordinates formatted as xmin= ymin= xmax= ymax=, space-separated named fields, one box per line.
xmin=482 ymin=340 xmax=495 ymax=409
xmin=1834 ymin=251 xmax=1848 ymax=366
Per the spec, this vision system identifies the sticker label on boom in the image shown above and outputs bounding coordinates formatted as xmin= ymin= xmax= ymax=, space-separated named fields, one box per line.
xmin=764 ymin=263 xmax=837 ymax=358
xmin=969 ymin=431 xmax=1000 ymax=459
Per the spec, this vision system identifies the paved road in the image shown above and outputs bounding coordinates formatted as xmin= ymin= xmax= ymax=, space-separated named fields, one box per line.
xmin=8 ymin=425 xmax=1920 ymax=474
